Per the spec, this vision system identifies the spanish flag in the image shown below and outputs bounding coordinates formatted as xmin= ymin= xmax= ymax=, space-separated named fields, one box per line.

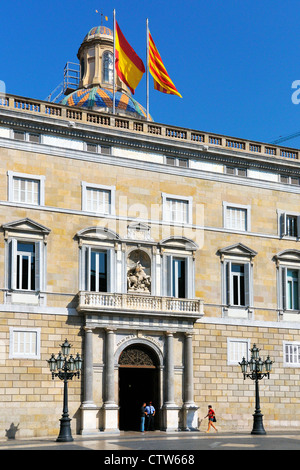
xmin=148 ymin=30 xmax=182 ymax=98
xmin=115 ymin=21 xmax=145 ymax=95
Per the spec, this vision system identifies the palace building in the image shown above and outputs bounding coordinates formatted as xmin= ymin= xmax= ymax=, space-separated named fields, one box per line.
xmin=1 ymin=24 xmax=300 ymax=438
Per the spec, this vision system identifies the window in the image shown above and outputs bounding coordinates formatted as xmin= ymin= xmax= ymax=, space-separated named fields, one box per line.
xmin=162 ymin=193 xmax=193 ymax=224
xmin=218 ymin=243 xmax=256 ymax=318
xmin=90 ymin=250 xmax=107 ymax=292
xmin=13 ymin=130 xmax=40 ymax=143
xmin=282 ymin=268 xmax=300 ymax=311
xmin=284 ymin=342 xmax=300 ymax=367
xmin=274 ymin=250 xmax=300 ymax=317
xmin=279 ymin=211 xmax=300 ymax=238
xmin=82 ymin=246 xmax=114 ymax=292
xmin=164 ymin=254 xmax=194 ymax=299
xmin=102 ymin=51 xmax=113 ymax=84
xmin=9 ymin=327 xmax=41 ymax=359
xmin=16 ymin=242 xmax=36 ymax=290
xmin=223 ymin=202 xmax=250 ymax=232
xmin=227 ymin=338 xmax=250 ymax=365
xmin=172 ymin=258 xmax=186 ymax=298
xmin=166 ymin=156 xmax=188 ymax=168
xmin=7 ymin=171 xmax=45 ymax=206
xmin=226 ymin=262 xmax=250 ymax=307
xmin=225 ymin=166 xmax=247 ymax=177
xmin=280 ymin=175 xmax=300 ymax=185
xmin=3 ymin=219 xmax=50 ymax=304
xmin=82 ymin=182 xmax=115 ymax=215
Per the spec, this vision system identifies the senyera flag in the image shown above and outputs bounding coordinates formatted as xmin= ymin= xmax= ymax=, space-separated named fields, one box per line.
xmin=148 ymin=30 xmax=182 ymax=98
xmin=115 ymin=21 xmax=145 ymax=95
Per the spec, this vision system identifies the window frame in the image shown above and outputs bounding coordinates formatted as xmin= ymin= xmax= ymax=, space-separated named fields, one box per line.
xmin=278 ymin=210 xmax=300 ymax=239
xmin=223 ymin=202 xmax=251 ymax=232
xmin=102 ymin=50 xmax=113 ymax=84
xmin=9 ymin=327 xmax=41 ymax=359
xmin=227 ymin=338 xmax=250 ymax=365
xmin=283 ymin=341 xmax=300 ymax=367
xmin=162 ymin=192 xmax=193 ymax=225
xmin=81 ymin=181 xmax=116 ymax=215
xmin=7 ymin=171 xmax=45 ymax=206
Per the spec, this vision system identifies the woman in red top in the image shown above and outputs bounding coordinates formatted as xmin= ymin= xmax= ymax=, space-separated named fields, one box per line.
xmin=204 ymin=405 xmax=218 ymax=433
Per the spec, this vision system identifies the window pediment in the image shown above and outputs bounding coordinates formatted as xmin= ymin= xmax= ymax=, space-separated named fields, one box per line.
xmin=218 ymin=243 xmax=257 ymax=261
xmin=2 ymin=218 xmax=50 ymax=242
xmin=160 ymin=236 xmax=198 ymax=251
xmin=76 ymin=226 xmax=120 ymax=245
xmin=274 ymin=249 xmax=300 ymax=264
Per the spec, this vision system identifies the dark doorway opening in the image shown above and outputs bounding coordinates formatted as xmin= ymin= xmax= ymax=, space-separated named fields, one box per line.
xmin=118 ymin=345 xmax=159 ymax=431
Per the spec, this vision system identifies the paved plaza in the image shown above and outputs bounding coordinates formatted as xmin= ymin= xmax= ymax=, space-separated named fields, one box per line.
xmin=0 ymin=430 xmax=300 ymax=453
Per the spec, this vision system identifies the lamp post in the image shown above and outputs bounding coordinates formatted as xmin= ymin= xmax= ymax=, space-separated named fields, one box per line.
xmin=47 ymin=339 xmax=82 ymax=442
xmin=239 ymin=344 xmax=274 ymax=435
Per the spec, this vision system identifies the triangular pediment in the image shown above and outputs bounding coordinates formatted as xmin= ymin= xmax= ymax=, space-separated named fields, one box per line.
xmin=2 ymin=218 xmax=51 ymax=234
xmin=217 ymin=243 xmax=257 ymax=259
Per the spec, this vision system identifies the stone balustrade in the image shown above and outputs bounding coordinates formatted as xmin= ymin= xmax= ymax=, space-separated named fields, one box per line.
xmin=0 ymin=93 xmax=299 ymax=161
xmin=77 ymin=291 xmax=204 ymax=316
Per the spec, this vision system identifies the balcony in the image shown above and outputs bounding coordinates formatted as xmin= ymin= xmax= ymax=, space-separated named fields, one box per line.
xmin=77 ymin=291 xmax=204 ymax=320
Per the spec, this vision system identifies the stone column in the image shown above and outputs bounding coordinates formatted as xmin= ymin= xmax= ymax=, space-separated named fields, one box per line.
xmin=83 ymin=327 xmax=94 ymax=405
xmin=182 ymin=332 xmax=198 ymax=430
xmin=163 ymin=332 xmax=179 ymax=431
xmin=103 ymin=328 xmax=119 ymax=432
xmin=80 ymin=327 xmax=98 ymax=435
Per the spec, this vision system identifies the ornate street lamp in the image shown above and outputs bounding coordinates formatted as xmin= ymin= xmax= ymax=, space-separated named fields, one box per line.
xmin=239 ymin=344 xmax=274 ymax=435
xmin=47 ymin=339 xmax=82 ymax=442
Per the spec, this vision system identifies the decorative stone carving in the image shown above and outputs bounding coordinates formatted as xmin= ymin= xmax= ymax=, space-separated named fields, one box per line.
xmin=127 ymin=261 xmax=151 ymax=293
xmin=127 ymin=249 xmax=151 ymax=293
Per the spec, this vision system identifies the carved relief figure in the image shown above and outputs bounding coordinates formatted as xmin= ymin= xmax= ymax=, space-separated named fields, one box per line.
xmin=127 ymin=261 xmax=151 ymax=293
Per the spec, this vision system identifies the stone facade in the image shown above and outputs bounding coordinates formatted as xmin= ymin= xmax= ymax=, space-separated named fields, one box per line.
xmin=1 ymin=30 xmax=300 ymax=437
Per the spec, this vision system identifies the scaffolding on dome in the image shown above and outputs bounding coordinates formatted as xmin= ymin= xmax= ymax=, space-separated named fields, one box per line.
xmin=46 ymin=62 xmax=80 ymax=103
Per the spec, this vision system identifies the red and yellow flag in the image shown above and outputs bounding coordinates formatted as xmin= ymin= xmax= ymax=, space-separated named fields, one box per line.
xmin=115 ymin=21 xmax=145 ymax=95
xmin=148 ymin=31 xmax=182 ymax=98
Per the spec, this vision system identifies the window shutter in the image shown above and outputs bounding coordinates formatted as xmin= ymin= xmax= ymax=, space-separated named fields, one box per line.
xmin=297 ymin=216 xmax=300 ymax=239
xmin=280 ymin=213 xmax=286 ymax=237
xmin=226 ymin=261 xmax=232 ymax=305
xmin=244 ymin=263 xmax=250 ymax=307
xmin=107 ymin=249 xmax=113 ymax=293
xmin=85 ymin=246 xmax=91 ymax=291
xmin=282 ymin=266 xmax=287 ymax=310
xmin=166 ymin=255 xmax=173 ymax=296
xmin=34 ymin=241 xmax=42 ymax=291
xmin=10 ymin=239 xmax=17 ymax=290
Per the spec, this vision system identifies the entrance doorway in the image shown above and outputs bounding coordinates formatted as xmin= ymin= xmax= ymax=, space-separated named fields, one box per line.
xmin=118 ymin=344 xmax=159 ymax=431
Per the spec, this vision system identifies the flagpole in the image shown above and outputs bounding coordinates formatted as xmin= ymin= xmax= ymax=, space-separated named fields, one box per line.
xmin=113 ymin=8 xmax=116 ymax=115
xmin=146 ymin=18 xmax=149 ymax=121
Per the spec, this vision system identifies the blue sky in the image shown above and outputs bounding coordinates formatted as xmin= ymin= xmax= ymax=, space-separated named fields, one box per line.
xmin=1 ymin=0 xmax=300 ymax=148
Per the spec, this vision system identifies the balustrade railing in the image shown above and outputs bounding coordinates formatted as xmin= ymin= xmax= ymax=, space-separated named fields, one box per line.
xmin=0 ymin=93 xmax=298 ymax=161
xmin=78 ymin=291 xmax=203 ymax=315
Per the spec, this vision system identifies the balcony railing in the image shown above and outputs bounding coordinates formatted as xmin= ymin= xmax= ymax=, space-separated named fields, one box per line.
xmin=0 ymin=93 xmax=299 ymax=161
xmin=77 ymin=291 xmax=203 ymax=317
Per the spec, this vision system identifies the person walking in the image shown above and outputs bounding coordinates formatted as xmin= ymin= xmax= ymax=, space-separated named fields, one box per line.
xmin=145 ymin=401 xmax=155 ymax=431
xmin=140 ymin=402 xmax=147 ymax=433
xmin=204 ymin=405 xmax=218 ymax=433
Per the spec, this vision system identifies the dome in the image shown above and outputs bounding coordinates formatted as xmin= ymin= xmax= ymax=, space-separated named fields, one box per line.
xmin=83 ymin=26 xmax=113 ymax=42
xmin=61 ymin=86 xmax=151 ymax=120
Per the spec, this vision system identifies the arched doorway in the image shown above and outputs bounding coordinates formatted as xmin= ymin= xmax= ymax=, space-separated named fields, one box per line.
xmin=118 ymin=344 xmax=160 ymax=431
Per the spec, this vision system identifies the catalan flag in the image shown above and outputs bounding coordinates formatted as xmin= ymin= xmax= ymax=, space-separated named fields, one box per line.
xmin=115 ymin=21 xmax=145 ymax=95
xmin=148 ymin=30 xmax=182 ymax=98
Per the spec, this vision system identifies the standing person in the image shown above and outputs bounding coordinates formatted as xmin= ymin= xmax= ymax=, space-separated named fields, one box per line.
xmin=204 ymin=405 xmax=218 ymax=433
xmin=140 ymin=402 xmax=147 ymax=433
xmin=145 ymin=401 xmax=155 ymax=431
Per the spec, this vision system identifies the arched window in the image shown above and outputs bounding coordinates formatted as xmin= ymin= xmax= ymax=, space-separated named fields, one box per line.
xmin=102 ymin=51 xmax=113 ymax=84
